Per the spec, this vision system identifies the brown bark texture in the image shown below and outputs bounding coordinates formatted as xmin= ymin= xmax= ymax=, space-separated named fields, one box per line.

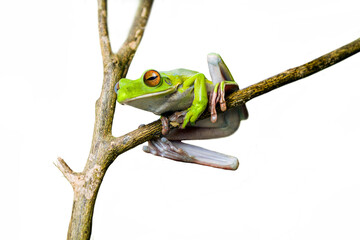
xmin=55 ymin=0 xmax=360 ymax=239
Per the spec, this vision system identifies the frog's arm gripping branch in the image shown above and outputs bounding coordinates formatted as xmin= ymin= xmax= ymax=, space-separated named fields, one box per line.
xmin=179 ymin=73 xmax=208 ymax=128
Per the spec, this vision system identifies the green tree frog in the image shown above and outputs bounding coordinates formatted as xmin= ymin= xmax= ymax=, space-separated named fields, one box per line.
xmin=115 ymin=53 xmax=248 ymax=170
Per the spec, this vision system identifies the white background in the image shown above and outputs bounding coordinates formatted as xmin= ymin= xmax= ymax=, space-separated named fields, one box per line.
xmin=2 ymin=0 xmax=360 ymax=239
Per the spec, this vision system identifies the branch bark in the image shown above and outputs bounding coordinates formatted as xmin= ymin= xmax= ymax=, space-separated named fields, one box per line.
xmin=57 ymin=0 xmax=154 ymax=239
xmin=56 ymin=0 xmax=360 ymax=239
xmin=98 ymin=0 xmax=112 ymax=62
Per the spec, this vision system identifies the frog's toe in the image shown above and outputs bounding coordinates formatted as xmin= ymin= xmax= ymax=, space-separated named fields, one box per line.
xmin=210 ymin=83 xmax=221 ymax=123
xmin=182 ymin=114 xmax=191 ymax=129
xmin=190 ymin=114 xmax=198 ymax=125
xmin=142 ymin=145 xmax=149 ymax=152
xmin=181 ymin=109 xmax=196 ymax=128
xmin=219 ymin=82 xmax=227 ymax=112
xmin=142 ymin=144 xmax=157 ymax=155
xmin=211 ymin=114 xmax=217 ymax=123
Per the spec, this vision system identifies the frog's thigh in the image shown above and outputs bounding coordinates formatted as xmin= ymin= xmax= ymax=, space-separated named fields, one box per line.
xmin=167 ymin=107 xmax=242 ymax=141
xmin=207 ymin=53 xmax=234 ymax=84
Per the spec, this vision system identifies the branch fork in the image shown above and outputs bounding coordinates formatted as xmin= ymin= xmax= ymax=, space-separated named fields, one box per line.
xmin=55 ymin=157 xmax=102 ymax=200
xmin=56 ymin=0 xmax=360 ymax=239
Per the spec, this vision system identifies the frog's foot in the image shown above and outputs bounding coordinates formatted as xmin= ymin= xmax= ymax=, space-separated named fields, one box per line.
xmin=142 ymin=137 xmax=239 ymax=170
xmin=143 ymin=137 xmax=191 ymax=163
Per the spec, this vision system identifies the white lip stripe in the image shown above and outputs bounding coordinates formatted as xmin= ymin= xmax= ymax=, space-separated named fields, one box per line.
xmin=121 ymin=87 xmax=176 ymax=104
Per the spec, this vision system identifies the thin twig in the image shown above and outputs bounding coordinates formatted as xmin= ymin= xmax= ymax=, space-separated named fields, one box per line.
xmin=116 ymin=0 xmax=154 ymax=76
xmin=54 ymin=157 xmax=76 ymax=186
xmin=98 ymin=0 xmax=112 ymax=62
xmin=226 ymin=37 xmax=360 ymax=107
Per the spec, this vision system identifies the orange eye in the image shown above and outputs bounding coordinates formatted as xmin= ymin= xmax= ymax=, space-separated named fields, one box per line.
xmin=143 ymin=70 xmax=161 ymax=87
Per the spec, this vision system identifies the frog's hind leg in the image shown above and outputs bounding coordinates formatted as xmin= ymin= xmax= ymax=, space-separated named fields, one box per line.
xmin=143 ymin=137 xmax=239 ymax=170
xmin=166 ymin=107 xmax=245 ymax=140
xmin=142 ymin=108 xmax=245 ymax=170
xmin=207 ymin=53 xmax=235 ymax=83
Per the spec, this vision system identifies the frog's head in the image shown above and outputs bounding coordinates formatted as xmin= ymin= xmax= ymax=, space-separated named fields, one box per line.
xmin=114 ymin=70 xmax=178 ymax=111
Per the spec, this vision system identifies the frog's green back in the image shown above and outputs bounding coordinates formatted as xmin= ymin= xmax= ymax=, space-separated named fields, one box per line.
xmin=161 ymin=68 xmax=212 ymax=85
xmin=160 ymin=68 xmax=198 ymax=81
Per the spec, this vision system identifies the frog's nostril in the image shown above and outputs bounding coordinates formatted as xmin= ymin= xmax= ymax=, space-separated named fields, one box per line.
xmin=114 ymin=82 xmax=120 ymax=94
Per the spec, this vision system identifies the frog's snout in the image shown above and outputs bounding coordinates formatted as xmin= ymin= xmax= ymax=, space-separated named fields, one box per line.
xmin=114 ymin=82 xmax=120 ymax=94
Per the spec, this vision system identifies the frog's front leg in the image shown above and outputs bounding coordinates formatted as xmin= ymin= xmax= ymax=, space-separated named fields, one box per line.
xmin=178 ymin=73 xmax=208 ymax=128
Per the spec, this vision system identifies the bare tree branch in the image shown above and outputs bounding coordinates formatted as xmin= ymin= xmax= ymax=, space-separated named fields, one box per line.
xmin=57 ymin=0 xmax=360 ymax=238
xmin=226 ymin=37 xmax=360 ymax=107
xmin=58 ymin=1 xmax=155 ymax=239
xmin=109 ymin=37 xmax=360 ymax=156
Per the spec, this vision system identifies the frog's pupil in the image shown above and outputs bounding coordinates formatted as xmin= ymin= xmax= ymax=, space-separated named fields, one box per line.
xmin=147 ymin=76 xmax=158 ymax=81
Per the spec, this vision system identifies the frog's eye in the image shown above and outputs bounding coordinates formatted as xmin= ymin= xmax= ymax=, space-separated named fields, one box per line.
xmin=143 ymin=70 xmax=161 ymax=87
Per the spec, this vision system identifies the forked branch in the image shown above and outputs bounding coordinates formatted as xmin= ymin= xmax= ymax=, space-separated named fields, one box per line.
xmin=58 ymin=1 xmax=155 ymax=239
xmin=57 ymin=0 xmax=360 ymax=239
